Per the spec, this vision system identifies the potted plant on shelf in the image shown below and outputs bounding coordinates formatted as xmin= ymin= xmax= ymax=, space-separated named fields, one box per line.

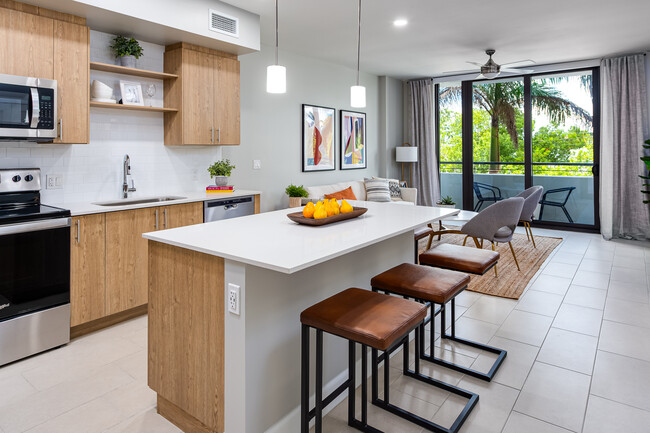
xmin=285 ymin=184 xmax=309 ymax=208
xmin=110 ymin=36 xmax=144 ymax=68
xmin=207 ymin=159 xmax=236 ymax=187
xmin=436 ymin=195 xmax=456 ymax=209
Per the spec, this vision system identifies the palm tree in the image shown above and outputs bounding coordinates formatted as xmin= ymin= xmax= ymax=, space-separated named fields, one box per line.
xmin=439 ymin=78 xmax=593 ymax=172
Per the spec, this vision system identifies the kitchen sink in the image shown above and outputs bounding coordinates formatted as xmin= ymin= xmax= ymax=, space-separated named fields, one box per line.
xmin=92 ymin=196 xmax=187 ymax=206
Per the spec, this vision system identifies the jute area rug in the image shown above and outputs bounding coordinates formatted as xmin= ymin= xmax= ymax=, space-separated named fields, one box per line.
xmin=418 ymin=232 xmax=562 ymax=300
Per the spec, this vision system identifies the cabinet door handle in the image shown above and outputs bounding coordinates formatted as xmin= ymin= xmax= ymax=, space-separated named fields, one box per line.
xmin=163 ymin=208 xmax=168 ymax=229
xmin=217 ymin=127 xmax=221 ymax=143
xmin=58 ymin=118 xmax=63 ymax=142
xmin=75 ymin=219 xmax=80 ymax=244
xmin=155 ymin=209 xmax=159 ymax=230
xmin=211 ymin=127 xmax=214 ymax=144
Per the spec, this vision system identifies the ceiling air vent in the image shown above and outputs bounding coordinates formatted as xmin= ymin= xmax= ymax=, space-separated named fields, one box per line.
xmin=209 ymin=9 xmax=239 ymax=38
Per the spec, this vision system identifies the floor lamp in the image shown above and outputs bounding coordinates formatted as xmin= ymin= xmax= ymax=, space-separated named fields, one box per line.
xmin=396 ymin=143 xmax=418 ymax=187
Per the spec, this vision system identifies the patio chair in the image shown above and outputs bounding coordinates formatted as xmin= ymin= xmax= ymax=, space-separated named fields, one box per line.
xmin=473 ymin=182 xmax=504 ymax=211
xmin=538 ymin=186 xmax=576 ymax=223
xmin=516 ymin=186 xmax=544 ymax=248
xmin=461 ymin=197 xmax=525 ymax=271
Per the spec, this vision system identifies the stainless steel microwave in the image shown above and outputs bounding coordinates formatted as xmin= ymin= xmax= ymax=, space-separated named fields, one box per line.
xmin=0 ymin=73 xmax=57 ymax=141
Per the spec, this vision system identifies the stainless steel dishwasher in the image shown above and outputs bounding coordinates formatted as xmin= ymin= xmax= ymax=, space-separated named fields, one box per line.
xmin=204 ymin=195 xmax=256 ymax=222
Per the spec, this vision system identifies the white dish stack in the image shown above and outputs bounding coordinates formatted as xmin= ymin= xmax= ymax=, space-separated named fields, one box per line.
xmin=90 ymin=80 xmax=116 ymax=103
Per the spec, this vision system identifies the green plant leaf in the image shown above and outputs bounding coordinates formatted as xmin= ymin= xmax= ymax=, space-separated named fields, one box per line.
xmin=207 ymin=159 xmax=235 ymax=177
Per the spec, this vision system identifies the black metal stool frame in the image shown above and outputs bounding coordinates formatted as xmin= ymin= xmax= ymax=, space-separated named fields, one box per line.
xmin=301 ymin=319 xmax=479 ymax=433
xmin=372 ymin=287 xmax=507 ymax=382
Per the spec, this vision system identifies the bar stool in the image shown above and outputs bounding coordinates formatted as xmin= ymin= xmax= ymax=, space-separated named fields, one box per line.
xmin=371 ymin=263 xmax=507 ymax=382
xmin=413 ymin=226 xmax=434 ymax=263
xmin=301 ymin=288 xmax=478 ymax=433
xmin=419 ymin=243 xmax=500 ymax=277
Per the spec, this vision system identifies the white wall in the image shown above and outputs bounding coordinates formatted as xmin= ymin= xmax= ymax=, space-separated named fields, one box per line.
xmin=378 ymin=76 xmax=404 ymax=180
xmin=223 ymin=44 xmax=382 ymax=212
xmin=0 ymin=31 xmax=222 ymax=204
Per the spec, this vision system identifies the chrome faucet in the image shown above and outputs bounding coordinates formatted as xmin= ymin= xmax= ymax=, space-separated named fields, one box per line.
xmin=122 ymin=154 xmax=136 ymax=198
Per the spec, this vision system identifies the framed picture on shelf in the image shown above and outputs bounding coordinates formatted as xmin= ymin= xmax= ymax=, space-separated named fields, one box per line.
xmin=119 ymin=80 xmax=144 ymax=106
xmin=302 ymin=104 xmax=335 ymax=172
xmin=340 ymin=110 xmax=366 ymax=170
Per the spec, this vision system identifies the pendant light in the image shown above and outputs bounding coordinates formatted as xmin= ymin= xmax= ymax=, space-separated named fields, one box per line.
xmin=350 ymin=0 xmax=365 ymax=108
xmin=266 ymin=0 xmax=286 ymax=93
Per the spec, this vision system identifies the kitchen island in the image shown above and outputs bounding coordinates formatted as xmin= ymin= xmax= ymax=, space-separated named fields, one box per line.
xmin=143 ymin=201 xmax=458 ymax=433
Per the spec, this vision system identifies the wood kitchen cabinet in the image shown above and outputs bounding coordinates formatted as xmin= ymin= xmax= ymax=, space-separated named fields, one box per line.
xmin=105 ymin=207 xmax=157 ymax=315
xmin=0 ymin=6 xmax=53 ymax=79
xmin=53 ymin=19 xmax=89 ymax=144
xmin=70 ymin=214 xmax=106 ymax=327
xmin=162 ymin=202 xmax=203 ymax=229
xmin=164 ymin=43 xmax=240 ymax=146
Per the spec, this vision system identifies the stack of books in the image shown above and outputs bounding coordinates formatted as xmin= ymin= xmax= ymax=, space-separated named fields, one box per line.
xmin=206 ymin=185 xmax=235 ymax=193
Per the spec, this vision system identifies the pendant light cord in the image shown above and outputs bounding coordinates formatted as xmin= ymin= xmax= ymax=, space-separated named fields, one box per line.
xmin=356 ymin=0 xmax=361 ymax=86
xmin=275 ymin=0 xmax=279 ymax=65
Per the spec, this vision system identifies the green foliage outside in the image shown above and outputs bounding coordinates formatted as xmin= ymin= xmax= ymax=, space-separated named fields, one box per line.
xmin=640 ymin=139 xmax=650 ymax=203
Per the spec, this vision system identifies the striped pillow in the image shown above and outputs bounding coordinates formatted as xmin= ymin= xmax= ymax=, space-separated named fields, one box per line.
xmin=364 ymin=178 xmax=391 ymax=202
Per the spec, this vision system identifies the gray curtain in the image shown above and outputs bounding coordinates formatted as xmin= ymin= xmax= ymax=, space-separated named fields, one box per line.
xmin=600 ymin=54 xmax=650 ymax=240
xmin=407 ymin=79 xmax=440 ymax=206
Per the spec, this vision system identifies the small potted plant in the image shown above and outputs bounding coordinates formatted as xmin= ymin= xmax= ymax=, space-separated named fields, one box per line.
xmin=110 ymin=36 xmax=144 ymax=68
xmin=207 ymin=159 xmax=236 ymax=186
xmin=285 ymin=184 xmax=309 ymax=208
xmin=436 ymin=195 xmax=456 ymax=209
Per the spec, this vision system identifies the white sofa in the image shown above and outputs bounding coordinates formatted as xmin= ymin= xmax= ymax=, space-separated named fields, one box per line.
xmin=304 ymin=179 xmax=417 ymax=205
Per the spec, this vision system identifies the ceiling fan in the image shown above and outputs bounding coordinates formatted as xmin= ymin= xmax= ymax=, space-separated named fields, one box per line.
xmin=443 ymin=49 xmax=535 ymax=79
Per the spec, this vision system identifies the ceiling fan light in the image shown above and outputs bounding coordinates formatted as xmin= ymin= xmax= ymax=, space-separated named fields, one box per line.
xmin=351 ymin=85 xmax=366 ymax=108
xmin=266 ymin=65 xmax=286 ymax=93
xmin=483 ymin=71 xmax=500 ymax=79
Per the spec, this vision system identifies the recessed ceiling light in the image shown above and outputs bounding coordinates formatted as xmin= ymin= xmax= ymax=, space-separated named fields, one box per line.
xmin=393 ymin=19 xmax=408 ymax=27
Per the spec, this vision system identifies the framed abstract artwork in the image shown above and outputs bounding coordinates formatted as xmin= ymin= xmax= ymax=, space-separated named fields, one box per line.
xmin=340 ymin=110 xmax=367 ymax=170
xmin=302 ymin=104 xmax=335 ymax=172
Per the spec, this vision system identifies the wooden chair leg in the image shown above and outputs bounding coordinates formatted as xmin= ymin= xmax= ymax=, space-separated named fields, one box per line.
xmin=463 ymin=235 xmax=470 ymax=246
xmin=509 ymin=241 xmax=520 ymax=271
xmin=528 ymin=223 xmax=537 ymax=248
xmin=472 ymin=237 xmax=481 ymax=249
xmin=522 ymin=220 xmax=530 ymax=240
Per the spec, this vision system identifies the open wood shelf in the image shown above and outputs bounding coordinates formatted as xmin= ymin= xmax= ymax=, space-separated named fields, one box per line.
xmin=90 ymin=101 xmax=178 ymax=113
xmin=89 ymin=61 xmax=178 ymax=80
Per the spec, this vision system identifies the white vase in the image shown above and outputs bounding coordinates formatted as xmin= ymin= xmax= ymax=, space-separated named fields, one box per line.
xmin=436 ymin=203 xmax=456 ymax=209
xmin=119 ymin=55 xmax=136 ymax=68
xmin=214 ymin=176 xmax=229 ymax=186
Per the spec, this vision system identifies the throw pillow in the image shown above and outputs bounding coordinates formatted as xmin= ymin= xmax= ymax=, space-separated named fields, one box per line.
xmin=364 ymin=178 xmax=391 ymax=202
xmin=373 ymin=176 xmax=402 ymax=199
xmin=324 ymin=186 xmax=357 ymax=200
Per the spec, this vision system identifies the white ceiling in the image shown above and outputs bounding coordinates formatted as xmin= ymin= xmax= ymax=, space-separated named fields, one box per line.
xmin=224 ymin=0 xmax=650 ymax=79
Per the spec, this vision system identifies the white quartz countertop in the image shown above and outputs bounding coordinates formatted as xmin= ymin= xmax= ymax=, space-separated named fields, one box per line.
xmin=142 ymin=201 xmax=459 ymax=274
xmin=52 ymin=190 xmax=261 ymax=216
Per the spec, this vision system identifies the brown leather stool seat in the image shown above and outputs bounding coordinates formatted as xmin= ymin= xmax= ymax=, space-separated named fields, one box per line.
xmin=419 ymin=243 xmax=499 ymax=275
xmin=301 ymin=288 xmax=427 ymax=351
xmin=300 ymin=288 xmax=478 ymax=433
xmin=371 ymin=263 xmax=470 ymax=304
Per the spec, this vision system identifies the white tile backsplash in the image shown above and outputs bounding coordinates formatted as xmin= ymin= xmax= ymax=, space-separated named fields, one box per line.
xmin=0 ymin=30 xmax=222 ymax=205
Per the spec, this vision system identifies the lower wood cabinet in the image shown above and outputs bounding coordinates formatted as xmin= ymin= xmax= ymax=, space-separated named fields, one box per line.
xmin=70 ymin=213 xmax=106 ymax=327
xmin=70 ymin=201 xmax=204 ymax=328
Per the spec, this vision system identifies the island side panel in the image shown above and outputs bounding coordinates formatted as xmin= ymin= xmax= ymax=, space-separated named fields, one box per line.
xmin=148 ymin=240 xmax=225 ymax=433
xmin=243 ymin=232 xmax=413 ymax=432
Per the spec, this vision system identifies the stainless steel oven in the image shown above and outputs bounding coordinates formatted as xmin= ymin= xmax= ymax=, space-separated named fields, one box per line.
xmin=0 ymin=73 xmax=57 ymax=141
xmin=0 ymin=169 xmax=70 ymax=366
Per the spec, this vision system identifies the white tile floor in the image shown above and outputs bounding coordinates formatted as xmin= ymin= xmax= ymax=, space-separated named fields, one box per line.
xmin=0 ymin=227 xmax=649 ymax=433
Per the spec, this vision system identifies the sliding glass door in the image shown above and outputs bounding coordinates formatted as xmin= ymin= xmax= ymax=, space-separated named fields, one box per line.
xmin=436 ymin=68 xmax=600 ymax=230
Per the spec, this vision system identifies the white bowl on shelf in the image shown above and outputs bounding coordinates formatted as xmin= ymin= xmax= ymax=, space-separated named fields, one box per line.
xmin=91 ymin=80 xmax=114 ymax=100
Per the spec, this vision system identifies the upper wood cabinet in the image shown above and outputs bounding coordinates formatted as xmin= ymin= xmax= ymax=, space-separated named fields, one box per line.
xmin=0 ymin=2 xmax=89 ymax=144
xmin=164 ymin=43 xmax=240 ymax=146
xmin=70 ymin=214 xmax=106 ymax=327
xmin=0 ymin=7 xmax=53 ymax=79
xmin=53 ymin=20 xmax=89 ymax=144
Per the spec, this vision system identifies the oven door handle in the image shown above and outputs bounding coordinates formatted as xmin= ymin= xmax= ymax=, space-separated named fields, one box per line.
xmin=0 ymin=217 xmax=71 ymax=236
xmin=30 ymin=88 xmax=40 ymax=128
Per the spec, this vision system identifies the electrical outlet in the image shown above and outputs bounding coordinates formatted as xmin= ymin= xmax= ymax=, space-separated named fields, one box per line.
xmin=228 ymin=283 xmax=240 ymax=315
xmin=46 ymin=174 xmax=63 ymax=189
xmin=253 ymin=160 xmax=261 ymax=170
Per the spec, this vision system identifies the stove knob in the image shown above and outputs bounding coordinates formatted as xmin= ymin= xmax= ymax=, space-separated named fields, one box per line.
xmin=25 ymin=175 xmax=33 ymax=182
xmin=12 ymin=175 xmax=21 ymax=182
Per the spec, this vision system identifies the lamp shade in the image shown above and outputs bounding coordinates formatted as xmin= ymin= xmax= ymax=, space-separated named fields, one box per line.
xmin=266 ymin=65 xmax=286 ymax=93
xmin=350 ymin=85 xmax=366 ymax=108
xmin=396 ymin=146 xmax=418 ymax=162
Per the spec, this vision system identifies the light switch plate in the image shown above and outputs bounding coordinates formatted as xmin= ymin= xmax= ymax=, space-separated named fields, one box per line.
xmin=253 ymin=160 xmax=261 ymax=170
